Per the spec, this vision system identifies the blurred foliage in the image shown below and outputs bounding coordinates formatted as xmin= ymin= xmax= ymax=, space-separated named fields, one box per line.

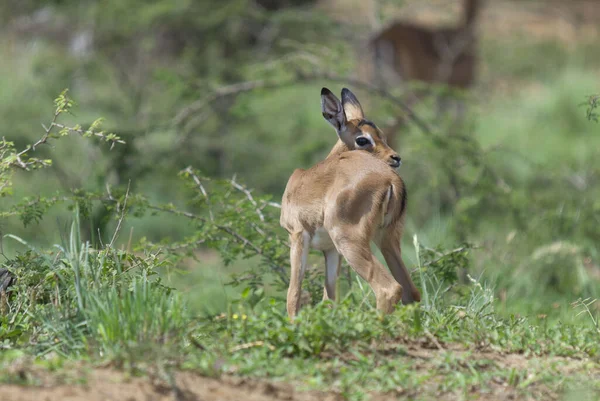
xmin=1 ymin=0 xmax=357 ymax=243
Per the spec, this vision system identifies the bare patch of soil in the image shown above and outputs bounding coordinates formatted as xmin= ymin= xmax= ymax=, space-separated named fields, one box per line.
xmin=2 ymin=343 xmax=598 ymax=401
xmin=2 ymin=369 xmax=342 ymax=401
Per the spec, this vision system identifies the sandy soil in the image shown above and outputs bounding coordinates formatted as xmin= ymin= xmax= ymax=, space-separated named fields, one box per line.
xmin=2 ymin=343 xmax=598 ymax=401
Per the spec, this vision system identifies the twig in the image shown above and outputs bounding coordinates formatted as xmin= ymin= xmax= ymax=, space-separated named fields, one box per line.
xmin=7 ymin=117 xmax=125 ymax=172
xmin=424 ymin=329 xmax=445 ymax=352
xmin=105 ymin=182 xmax=115 ymax=201
xmin=229 ymin=341 xmax=275 ymax=353
xmin=174 ymin=80 xmax=269 ymax=125
xmin=1 ymin=186 xmax=290 ymax=285
xmin=31 ymin=108 xmax=60 ymax=151
xmin=302 ymin=71 xmax=434 ymax=137
xmin=422 ymin=245 xmax=474 ymax=268
xmin=179 ymin=168 xmax=289 ymax=281
xmin=146 ymin=203 xmax=289 ymax=285
xmin=52 ymin=122 xmax=126 ymax=148
xmin=174 ymin=71 xmax=434 ymax=137
xmin=184 ymin=167 xmax=214 ymax=222
xmin=143 ymin=238 xmax=207 ymax=253
xmin=108 ymin=180 xmax=131 ymax=248
xmin=188 ymin=334 xmax=207 ymax=351
xmin=97 ymin=228 xmax=105 ymax=248
xmin=230 ymin=175 xmax=264 ymax=222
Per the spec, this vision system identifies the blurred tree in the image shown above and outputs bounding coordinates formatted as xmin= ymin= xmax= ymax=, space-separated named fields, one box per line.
xmin=3 ymin=0 xmax=353 ymax=241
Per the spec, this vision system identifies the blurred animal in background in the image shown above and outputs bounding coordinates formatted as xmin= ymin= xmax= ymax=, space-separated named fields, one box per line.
xmin=368 ymin=0 xmax=481 ymax=146
xmin=280 ymin=87 xmax=420 ymax=319
xmin=255 ymin=0 xmax=318 ymax=10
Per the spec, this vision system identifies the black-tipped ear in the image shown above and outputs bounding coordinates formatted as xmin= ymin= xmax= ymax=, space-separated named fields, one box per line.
xmin=321 ymin=87 xmax=345 ymax=132
xmin=341 ymin=88 xmax=364 ymax=121
xmin=321 ymin=87 xmax=333 ymax=96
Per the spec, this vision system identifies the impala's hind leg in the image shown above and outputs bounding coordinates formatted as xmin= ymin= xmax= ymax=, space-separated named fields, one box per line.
xmin=322 ymin=249 xmax=341 ymax=301
xmin=330 ymin=229 xmax=402 ymax=314
xmin=287 ymin=231 xmax=309 ymax=319
xmin=377 ymin=227 xmax=421 ymax=304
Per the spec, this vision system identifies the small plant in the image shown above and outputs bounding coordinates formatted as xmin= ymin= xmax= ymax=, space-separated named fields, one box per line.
xmin=572 ymin=297 xmax=599 ymax=333
xmin=412 ymin=234 xmax=474 ymax=311
xmin=582 ymin=94 xmax=599 ymax=123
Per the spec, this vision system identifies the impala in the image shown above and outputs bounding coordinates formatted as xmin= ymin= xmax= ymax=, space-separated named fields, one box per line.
xmin=368 ymin=0 xmax=481 ymax=148
xmin=280 ymin=87 xmax=420 ymax=318
xmin=370 ymin=0 xmax=480 ymax=90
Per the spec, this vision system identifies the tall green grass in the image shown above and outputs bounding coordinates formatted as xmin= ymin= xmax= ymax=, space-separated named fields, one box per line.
xmin=4 ymin=211 xmax=190 ymax=364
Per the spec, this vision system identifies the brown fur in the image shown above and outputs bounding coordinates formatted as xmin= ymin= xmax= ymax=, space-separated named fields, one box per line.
xmin=280 ymin=88 xmax=420 ymax=319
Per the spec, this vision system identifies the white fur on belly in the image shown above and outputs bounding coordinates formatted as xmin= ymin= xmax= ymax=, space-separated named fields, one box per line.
xmin=308 ymin=227 xmax=335 ymax=251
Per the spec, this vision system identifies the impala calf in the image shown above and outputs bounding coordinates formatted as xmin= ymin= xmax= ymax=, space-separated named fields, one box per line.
xmin=280 ymin=87 xmax=420 ymax=319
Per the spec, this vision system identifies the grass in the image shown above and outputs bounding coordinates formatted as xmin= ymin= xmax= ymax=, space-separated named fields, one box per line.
xmin=2 ymin=215 xmax=600 ymax=400
xmin=178 ymin=265 xmax=600 ymax=400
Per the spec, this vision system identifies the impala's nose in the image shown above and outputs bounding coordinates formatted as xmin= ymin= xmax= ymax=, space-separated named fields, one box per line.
xmin=389 ymin=154 xmax=402 ymax=168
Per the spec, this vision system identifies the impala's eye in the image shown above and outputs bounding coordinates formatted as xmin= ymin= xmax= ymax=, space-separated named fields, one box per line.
xmin=355 ymin=137 xmax=371 ymax=147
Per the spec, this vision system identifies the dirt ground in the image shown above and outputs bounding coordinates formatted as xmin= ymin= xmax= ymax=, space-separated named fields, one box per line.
xmin=2 ymin=370 xmax=339 ymax=401
xmin=2 ymin=344 xmax=598 ymax=401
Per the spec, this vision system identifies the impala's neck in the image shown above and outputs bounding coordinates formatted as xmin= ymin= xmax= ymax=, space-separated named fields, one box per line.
xmin=463 ymin=0 xmax=479 ymax=28
xmin=326 ymin=139 xmax=350 ymax=158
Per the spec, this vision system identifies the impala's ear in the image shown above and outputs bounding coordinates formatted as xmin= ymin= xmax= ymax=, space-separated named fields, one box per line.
xmin=341 ymin=88 xmax=365 ymax=121
xmin=321 ymin=87 xmax=346 ymax=132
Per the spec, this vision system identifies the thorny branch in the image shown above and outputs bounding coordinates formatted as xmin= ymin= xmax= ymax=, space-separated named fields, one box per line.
xmin=6 ymin=120 xmax=125 ymax=173
xmin=173 ymin=71 xmax=435 ymax=137
xmin=32 ymin=106 xmax=61 ymax=151
xmin=52 ymin=122 xmax=126 ymax=149
xmin=147 ymin=203 xmax=289 ymax=285
xmin=108 ymin=180 xmax=131 ymax=249
xmin=421 ymin=245 xmax=475 ymax=268
xmin=230 ymin=175 xmax=265 ymax=222
xmin=1 ymin=189 xmax=290 ymax=285
xmin=184 ymin=166 xmax=215 ymax=222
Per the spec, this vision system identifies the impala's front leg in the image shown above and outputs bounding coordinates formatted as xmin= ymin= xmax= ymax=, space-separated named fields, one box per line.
xmin=287 ymin=231 xmax=309 ymax=319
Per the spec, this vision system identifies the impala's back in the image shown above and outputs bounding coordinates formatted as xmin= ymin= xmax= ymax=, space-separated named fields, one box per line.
xmin=281 ymin=151 xmax=405 ymax=237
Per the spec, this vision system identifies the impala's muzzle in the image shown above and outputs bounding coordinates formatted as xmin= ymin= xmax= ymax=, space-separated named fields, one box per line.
xmin=389 ymin=154 xmax=402 ymax=168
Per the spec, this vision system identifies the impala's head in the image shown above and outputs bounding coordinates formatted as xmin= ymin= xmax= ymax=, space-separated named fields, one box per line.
xmin=321 ymin=87 xmax=401 ymax=168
